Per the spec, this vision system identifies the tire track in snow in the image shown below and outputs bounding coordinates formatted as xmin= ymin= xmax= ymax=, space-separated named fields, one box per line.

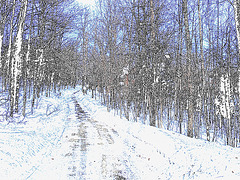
xmin=64 ymin=96 xmax=89 ymax=178
xmin=70 ymin=95 xmax=136 ymax=179
xmin=87 ymin=118 xmax=136 ymax=179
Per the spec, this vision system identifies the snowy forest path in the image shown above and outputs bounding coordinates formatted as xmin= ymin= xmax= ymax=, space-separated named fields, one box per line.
xmin=64 ymin=95 xmax=137 ymax=179
xmin=62 ymin=93 xmax=183 ymax=179
xmin=23 ymin=89 xmax=240 ymax=180
xmin=28 ymin=92 xmax=137 ymax=179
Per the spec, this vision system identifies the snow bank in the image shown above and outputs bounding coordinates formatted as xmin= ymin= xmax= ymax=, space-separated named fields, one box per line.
xmin=0 ymin=88 xmax=76 ymax=179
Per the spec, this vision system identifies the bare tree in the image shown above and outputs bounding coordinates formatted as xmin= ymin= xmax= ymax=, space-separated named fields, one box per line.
xmin=0 ymin=0 xmax=8 ymax=74
xmin=182 ymin=0 xmax=194 ymax=138
xmin=10 ymin=0 xmax=28 ymax=116
xmin=23 ymin=0 xmax=35 ymax=117
xmin=234 ymin=0 xmax=240 ymax=57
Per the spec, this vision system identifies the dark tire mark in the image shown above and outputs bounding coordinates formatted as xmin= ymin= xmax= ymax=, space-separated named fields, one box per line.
xmin=69 ymin=95 xmax=136 ymax=179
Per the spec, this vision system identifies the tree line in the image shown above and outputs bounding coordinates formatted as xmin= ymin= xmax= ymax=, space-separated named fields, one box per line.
xmin=1 ymin=0 xmax=240 ymax=147
xmin=0 ymin=0 xmax=84 ymax=117
xmin=79 ymin=0 xmax=240 ymax=147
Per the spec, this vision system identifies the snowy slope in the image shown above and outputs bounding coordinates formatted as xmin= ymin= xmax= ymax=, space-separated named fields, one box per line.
xmin=75 ymin=90 xmax=240 ymax=180
xmin=0 ymin=87 xmax=240 ymax=180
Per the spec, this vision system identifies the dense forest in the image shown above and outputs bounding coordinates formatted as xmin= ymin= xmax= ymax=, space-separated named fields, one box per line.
xmin=1 ymin=0 xmax=240 ymax=147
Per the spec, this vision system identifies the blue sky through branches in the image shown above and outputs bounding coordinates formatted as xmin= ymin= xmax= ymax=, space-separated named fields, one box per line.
xmin=76 ymin=0 xmax=95 ymax=6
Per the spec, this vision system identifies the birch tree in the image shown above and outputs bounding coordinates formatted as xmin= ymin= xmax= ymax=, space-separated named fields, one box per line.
xmin=23 ymin=0 xmax=34 ymax=117
xmin=10 ymin=0 xmax=28 ymax=116
xmin=6 ymin=0 xmax=16 ymax=90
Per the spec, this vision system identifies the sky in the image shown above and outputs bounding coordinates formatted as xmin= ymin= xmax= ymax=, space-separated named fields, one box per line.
xmin=76 ymin=0 xmax=95 ymax=6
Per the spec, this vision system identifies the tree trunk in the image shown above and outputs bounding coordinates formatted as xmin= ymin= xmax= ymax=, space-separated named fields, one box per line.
xmin=159 ymin=98 xmax=163 ymax=128
xmin=6 ymin=0 xmax=16 ymax=92
xmin=175 ymin=0 xmax=183 ymax=126
xmin=182 ymin=0 xmax=194 ymax=138
xmin=234 ymin=0 xmax=240 ymax=58
xmin=0 ymin=20 xmax=5 ymax=72
xmin=10 ymin=0 xmax=28 ymax=116
xmin=234 ymin=0 xmax=240 ymax=148
xmin=23 ymin=0 xmax=34 ymax=117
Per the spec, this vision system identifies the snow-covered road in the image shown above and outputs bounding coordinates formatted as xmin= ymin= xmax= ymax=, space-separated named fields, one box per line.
xmin=1 ymin=87 xmax=240 ymax=179
xmin=31 ymin=95 xmax=138 ymax=179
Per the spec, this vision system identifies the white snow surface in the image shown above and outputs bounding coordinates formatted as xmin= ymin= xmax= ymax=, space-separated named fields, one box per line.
xmin=0 ymin=87 xmax=240 ymax=180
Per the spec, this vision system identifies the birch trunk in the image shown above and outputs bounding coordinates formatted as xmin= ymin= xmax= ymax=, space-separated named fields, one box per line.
xmin=10 ymin=0 xmax=28 ymax=116
xmin=23 ymin=0 xmax=34 ymax=117
xmin=6 ymin=0 xmax=16 ymax=91
xmin=197 ymin=0 xmax=209 ymax=140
